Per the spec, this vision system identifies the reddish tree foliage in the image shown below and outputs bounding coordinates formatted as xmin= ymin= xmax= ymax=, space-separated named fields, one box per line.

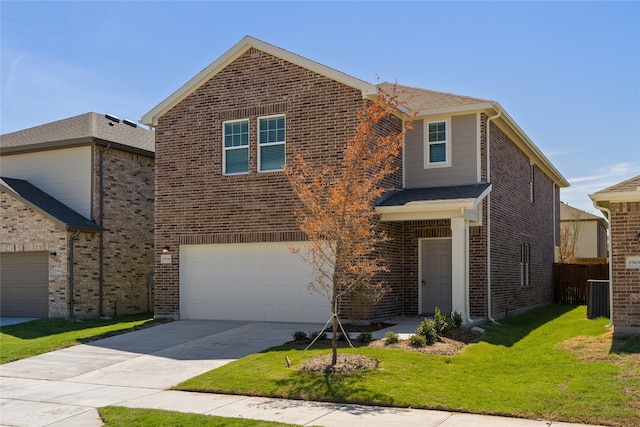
xmin=285 ymin=85 xmax=414 ymax=365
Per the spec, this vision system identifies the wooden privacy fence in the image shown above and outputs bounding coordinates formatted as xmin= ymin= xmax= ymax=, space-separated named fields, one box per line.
xmin=553 ymin=263 xmax=609 ymax=304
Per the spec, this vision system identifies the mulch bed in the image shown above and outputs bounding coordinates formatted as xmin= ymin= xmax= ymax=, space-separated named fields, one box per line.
xmin=293 ymin=326 xmax=483 ymax=373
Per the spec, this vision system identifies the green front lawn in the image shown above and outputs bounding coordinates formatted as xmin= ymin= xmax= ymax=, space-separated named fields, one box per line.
xmin=99 ymin=407 xmax=303 ymax=427
xmin=0 ymin=314 xmax=170 ymax=364
xmin=177 ymin=305 xmax=639 ymax=427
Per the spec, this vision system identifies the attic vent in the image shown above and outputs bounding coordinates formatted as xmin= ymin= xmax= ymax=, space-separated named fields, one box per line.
xmin=123 ymin=119 xmax=138 ymax=128
xmin=105 ymin=113 xmax=120 ymax=123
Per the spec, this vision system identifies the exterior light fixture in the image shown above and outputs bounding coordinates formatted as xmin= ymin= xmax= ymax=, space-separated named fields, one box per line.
xmin=637 ymin=231 xmax=640 ymax=242
xmin=49 ymin=251 xmax=57 ymax=258
xmin=163 ymin=246 xmax=170 ymax=254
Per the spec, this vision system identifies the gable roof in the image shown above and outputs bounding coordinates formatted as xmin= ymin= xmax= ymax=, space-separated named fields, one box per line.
xmin=1 ymin=112 xmax=155 ymax=155
xmin=0 ymin=177 xmax=102 ymax=232
xmin=140 ymin=36 xmax=567 ymax=188
xmin=560 ymin=202 xmax=606 ymax=224
xmin=141 ymin=36 xmax=377 ymax=127
xmin=590 ymin=175 xmax=640 ymax=214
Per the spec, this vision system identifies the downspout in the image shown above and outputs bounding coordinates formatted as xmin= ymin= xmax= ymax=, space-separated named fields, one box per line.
xmin=462 ymin=208 xmax=472 ymax=324
xmin=486 ymin=110 xmax=501 ymax=323
xmin=68 ymin=229 xmax=81 ymax=319
xmin=99 ymin=143 xmax=112 ymax=318
xmin=592 ymin=201 xmax=614 ymax=329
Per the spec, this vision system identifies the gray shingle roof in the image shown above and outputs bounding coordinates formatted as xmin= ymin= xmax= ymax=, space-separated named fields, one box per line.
xmin=377 ymin=183 xmax=492 ymax=207
xmin=593 ymin=175 xmax=640 ymax=194
xmin=0 ymin=112 xmax=154 ymax=153
xmin=560 ymin=202 xmax=604 ymax=222
xmin=0 ymin=177 xmax=102 ymax=232
xmin=377 ymin=82 xmax=491 ymax=112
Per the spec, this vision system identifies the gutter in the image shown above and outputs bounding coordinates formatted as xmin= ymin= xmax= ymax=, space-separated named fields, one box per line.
xmin=591 ymin=200 xmax=614 ymax=329
xmin=486 ymin=110 xmax=501 ymax=323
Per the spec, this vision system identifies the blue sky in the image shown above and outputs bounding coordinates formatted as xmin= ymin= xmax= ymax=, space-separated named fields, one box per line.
xmin=1 ymin=1 xmax=639 ymax=215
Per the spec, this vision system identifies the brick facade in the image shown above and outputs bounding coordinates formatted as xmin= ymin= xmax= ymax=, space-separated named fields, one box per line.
xmin=95 ymin=147 xmax=155 ymax=316
xmin=610 ymin=201 xmax=640 ymax=332
xmin=154 ymin=48 xmax=365 ymax=318
xmin=486 ymin=120 xmax=557 ymax=319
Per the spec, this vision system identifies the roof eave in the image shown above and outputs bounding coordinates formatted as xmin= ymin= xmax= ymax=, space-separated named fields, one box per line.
xmin=141 ymin=36 xmax=376 ymax=127
xmin=488 ymin=102 xmax=570 ymax=188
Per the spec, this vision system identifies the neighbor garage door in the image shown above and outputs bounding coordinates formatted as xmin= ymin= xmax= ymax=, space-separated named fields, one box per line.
xmin=0 ymin=251 xmax=49 ymax=317
xmin=180 ymin=243 xmax=330 ymax=323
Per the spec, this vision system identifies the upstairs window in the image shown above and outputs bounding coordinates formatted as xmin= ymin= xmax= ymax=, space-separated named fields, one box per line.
xmin=258 ymin=115 xmax=286 ymax=172
xmin=223 ymin=119 xmax=249 ymax=175
xmin=425 ymin=120 xmax=451 ymax=168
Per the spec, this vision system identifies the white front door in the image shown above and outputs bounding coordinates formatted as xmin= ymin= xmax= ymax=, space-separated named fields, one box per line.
xmin=420 ymin=239 xmax=452 ymax=314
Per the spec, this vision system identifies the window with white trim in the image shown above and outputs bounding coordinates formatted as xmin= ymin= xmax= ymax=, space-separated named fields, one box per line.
xmin=223 ymin=119 xmax=249 ymax=175
xmin=520 ymin=242 xmax=530 ymax=286
xmin=425 ymin=120 xmax=451 ymax=168
xmin=258 ymin=115 xmax=286 ymax=172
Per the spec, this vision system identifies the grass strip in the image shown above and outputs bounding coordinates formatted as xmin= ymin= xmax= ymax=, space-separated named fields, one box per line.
xmin=99 ymin=406 xmax=303 ymax=427
xmin=0 ymin=314 xmax=170 ymax=364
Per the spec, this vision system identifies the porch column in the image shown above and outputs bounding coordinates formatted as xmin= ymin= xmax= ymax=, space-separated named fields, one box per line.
xmin=450 ymin=217 xmax=468 ymax=320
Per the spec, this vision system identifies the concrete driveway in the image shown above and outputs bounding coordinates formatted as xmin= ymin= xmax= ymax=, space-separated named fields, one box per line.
xmin=0 ymin=319 xmax=320 ymax=427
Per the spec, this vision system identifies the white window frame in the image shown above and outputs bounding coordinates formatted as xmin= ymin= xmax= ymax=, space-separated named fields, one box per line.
xmin=223 ymin=118 xmax=249 ymax=176
xmin=258 ymin=114 xmax=286 ymax=172
xmin=424 ymin=119 xmax=451 ymax=169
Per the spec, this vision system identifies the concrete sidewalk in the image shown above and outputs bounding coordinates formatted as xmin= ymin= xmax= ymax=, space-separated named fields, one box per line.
xmin=0 ymin=319 xmax=603 ymax=427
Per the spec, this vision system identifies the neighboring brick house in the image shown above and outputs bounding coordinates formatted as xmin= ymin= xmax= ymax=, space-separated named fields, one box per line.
xmin=142 ymin=36 xmax=568 ymax=324
xmin=559 ymin=202 xmax=608 ymax=261
xmin=590 ymin=175 xmax=640 ymax=335
xmin=0 ymin=112 xmax=155 ymax=318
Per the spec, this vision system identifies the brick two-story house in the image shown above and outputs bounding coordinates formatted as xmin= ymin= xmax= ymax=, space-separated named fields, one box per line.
xmin=143 ymin=36 xmax=568 ymax=324
xmin=0 ymin=112 xmax=155 ymax=318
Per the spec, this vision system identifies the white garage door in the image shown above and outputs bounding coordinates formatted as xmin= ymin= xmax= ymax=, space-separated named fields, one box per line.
xmin=180 ymin=242 xmax=331 ymax=323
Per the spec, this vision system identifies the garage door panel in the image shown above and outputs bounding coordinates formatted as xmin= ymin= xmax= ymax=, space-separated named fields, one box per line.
xmin=180 ymin=243 xmax=330 ymax=323
xmin=0 ymin=251 xmax=49 ymax=317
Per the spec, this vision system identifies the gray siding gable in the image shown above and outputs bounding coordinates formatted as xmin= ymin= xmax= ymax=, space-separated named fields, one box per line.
xmin=404 ymin=113 xmax=478 ymax=188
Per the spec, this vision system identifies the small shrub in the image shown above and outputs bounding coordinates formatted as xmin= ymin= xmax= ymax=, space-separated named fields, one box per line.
xmin=310 ymin=331 xmax=327 ymax=340
xmin=452 ymin=311 xmax=463 ymax=328
xmin=357 ymin=331 xmax=373 ymax=343
xmin=384 ymin=331 xmax=400 ymax=345
xmin=416 ymin=317 xmax=439 ymax=345
xmin=293 ymin=331 xmax=307 ymax=341
xmin=409 ymin=334 xmax=426 ymax=347
xmin=433 ymin=307 xmax=451 ymax=335
xmin=337 ymin=331 xmax=350 ymax=342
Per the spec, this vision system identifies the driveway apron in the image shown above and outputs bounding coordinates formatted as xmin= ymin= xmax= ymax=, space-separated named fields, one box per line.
xmin=0 ymin=319 xmax=314 ymax=427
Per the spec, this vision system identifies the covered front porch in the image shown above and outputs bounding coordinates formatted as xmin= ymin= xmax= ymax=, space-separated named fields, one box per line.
xmin=376 ymin=183 xmax=491 ymax=323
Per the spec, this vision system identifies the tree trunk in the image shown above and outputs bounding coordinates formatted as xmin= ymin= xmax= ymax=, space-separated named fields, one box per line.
xmin=331 ymin=298 xmax=338 ymax=366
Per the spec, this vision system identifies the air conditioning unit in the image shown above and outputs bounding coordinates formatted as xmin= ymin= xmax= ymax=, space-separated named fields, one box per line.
xmin=586 ymin=280 xmax=610 ymax=319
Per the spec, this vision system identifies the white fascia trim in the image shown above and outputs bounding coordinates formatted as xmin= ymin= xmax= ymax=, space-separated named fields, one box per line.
xmin=589 ymin=191 xmax=640 ymax=204
xmin=141 ymin=36 xmax=376 ymax=127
